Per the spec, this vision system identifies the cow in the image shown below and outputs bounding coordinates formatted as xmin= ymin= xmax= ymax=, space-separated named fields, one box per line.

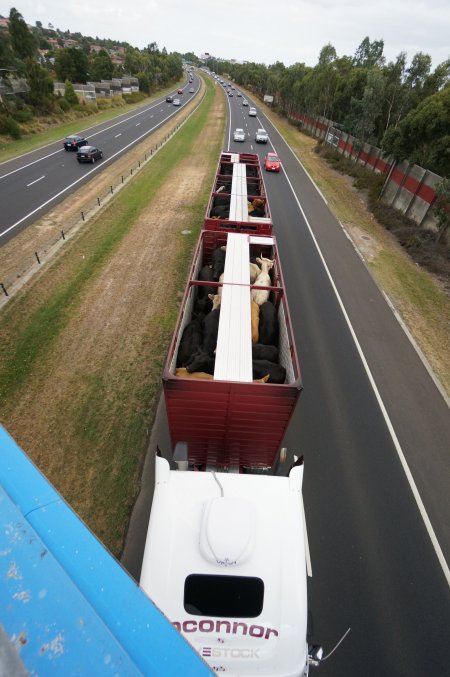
xmin=212 ymin=246 xmax=226 ymax=280
xmin=249 ymin=262 xmax=261 ymax=284
xmin=251 ymin=254 xmax=274 ymax=306
xmin=252 ymin=343 xmax=279 ymax=363
xmin=186 ymin=351 xmax=216 ymax=375
xmin=251 ymin=300 xmax=259 ymax=343
xmin=258 ymin=300 xmax=279 ymax=346
xmin=176 ymin=316 xmax=203 ymax=367
xmin=210 ymin=205 xmax=230 ymax=218
xmin=202 ymin=294 xmax=221 ymax=355
xmin=175 ymin=368 xmax=213 ymax=380
xmin=194 ymin=264 xmax=216 ymax=316
xmin=252 ymin=359 xmax=286 ymax=384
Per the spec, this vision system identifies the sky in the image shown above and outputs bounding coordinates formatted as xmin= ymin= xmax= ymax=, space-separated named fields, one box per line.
xmin=2 ymin=0 xmax=450 ymax=70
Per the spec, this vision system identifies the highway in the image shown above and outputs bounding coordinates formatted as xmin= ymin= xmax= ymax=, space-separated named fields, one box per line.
xmin=3 ymin=73 xmax=448 ymax=674
xmin=222 ymin=85 xmax=450 ymax=674
xmin=0 ymin=76 xmax=200 ymax=243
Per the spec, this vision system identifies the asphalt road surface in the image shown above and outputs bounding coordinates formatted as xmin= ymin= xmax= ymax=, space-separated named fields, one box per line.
xmin=123 ymin=82 xmax=450 ymax=676
xmin=0 ymin=76 xmax=199 ymax=244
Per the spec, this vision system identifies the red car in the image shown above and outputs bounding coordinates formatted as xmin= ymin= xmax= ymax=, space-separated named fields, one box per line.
xmin=264 ymin=152 xmax=281 ymax=172
xmin=177 ymin=88 xmax=183 ymax=94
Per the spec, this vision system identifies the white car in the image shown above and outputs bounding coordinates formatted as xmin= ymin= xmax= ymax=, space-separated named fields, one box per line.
xmin=233 ymin=128 xmax=246 ymax=142
xmin=255 ymin=128 xmax=268 ymax=143
xmin=248 ymin=107 xmax=257 ymax=117
xmin=173 ymin=98 xmax=181 ymax=106
xmin=242 ymin=99 xmax=249 ymax=106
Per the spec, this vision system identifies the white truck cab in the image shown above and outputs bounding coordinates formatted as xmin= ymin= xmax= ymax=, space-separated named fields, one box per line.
xmin=140 ymin=454 xmax=316 ymax=676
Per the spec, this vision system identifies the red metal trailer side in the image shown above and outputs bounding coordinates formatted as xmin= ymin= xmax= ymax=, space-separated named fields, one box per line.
xmin=162 ymin=230 xmax=302 ymax=471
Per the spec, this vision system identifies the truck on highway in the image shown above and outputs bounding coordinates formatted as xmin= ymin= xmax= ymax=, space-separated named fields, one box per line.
xmin=140 ymin=151 xmax=324 ymax=674
xmin=204 ymin=152 xmax=272 ymax=235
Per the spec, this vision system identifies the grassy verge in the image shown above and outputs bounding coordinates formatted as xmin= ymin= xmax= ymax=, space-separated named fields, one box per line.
xmin=0 ymin=75 xmax=225 ymax=553
xmin=252 ymin=100 xmax=450 ymax=395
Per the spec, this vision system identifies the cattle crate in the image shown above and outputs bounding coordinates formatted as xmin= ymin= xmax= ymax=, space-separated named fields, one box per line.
xmin=162 ymin=230 xmax=302 ymax=471
xmin=203 ymin=151 xmax=273 ymax=235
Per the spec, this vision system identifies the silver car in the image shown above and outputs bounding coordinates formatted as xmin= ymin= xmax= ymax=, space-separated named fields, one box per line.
xmin=173 ymin=98 xmax=181 ymax=106
xmin=233 ymin=128 xmax=246 ymax=142
xmin=249 ymin=107 xmax=257 ymax=117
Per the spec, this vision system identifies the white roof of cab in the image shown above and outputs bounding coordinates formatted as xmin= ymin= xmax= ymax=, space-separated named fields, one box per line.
xmin=140 ymin=457 xmax=309 ymax=676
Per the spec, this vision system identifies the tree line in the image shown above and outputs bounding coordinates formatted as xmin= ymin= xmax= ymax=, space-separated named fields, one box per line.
xmin=209 ymin=38 xmax=450 ymax=177
xmin=0 ymin=7 xmax=183 ymax=136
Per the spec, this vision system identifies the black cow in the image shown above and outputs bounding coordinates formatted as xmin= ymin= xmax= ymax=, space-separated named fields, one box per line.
xmin=212 ymin=246 xmax=226 ymax=280
xmin=252 ymin=344 xmax=279 ymax=363
xmin=186 ymin=351 xmax=216 ymax=375
xmin=194 ymin=264 xmax=216 ymax=316
xmin=210 ymin=205 xmax=230 ymax=218
xmin=202 ymin=304 xmax=221 ymax=356
xmin=177 ymin=316 xmax=203 ymax=367
xmin=258 ymin=301 xmax=279 ymax=346
xmin=252 ymin=359 xmax=286 ymax=384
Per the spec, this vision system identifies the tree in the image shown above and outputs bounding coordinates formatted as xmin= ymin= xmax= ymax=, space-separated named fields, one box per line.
xmin=432 ymin=178 xmax=450 ymax=242
xmin=353 ymin=37 xmax=385 ymax=68
xmin=64 ymin=79 xmax=78 ymax=105
xmin=90 ymin=49 xmax=113 ymax=80
xmin=55 ymin=48 xmax=88 ymax=83
xmin=9 ymin=7 xmax=37 ymax=59
xmin=382 ymin=86 xmax=450 ymax=176
xmin=25 ymin=59 xmax=54 ymax=110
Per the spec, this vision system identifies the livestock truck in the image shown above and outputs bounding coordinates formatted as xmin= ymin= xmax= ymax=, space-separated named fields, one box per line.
xmin=140 ymin=152 xmax=324 ymax=674
xmin=204 ymin=152 xmax=272 ymax=235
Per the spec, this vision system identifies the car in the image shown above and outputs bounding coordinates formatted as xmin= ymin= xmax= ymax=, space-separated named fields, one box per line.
xmin=264 ymin=152 xmax=281 ymax=172
xmin=77 ymin=145 xmax=103 ymax=163
xmin=255 ymin=128 xmax=268 ymax=143
xmin=189 ymin=87 xmax=195 ymax=93
xmin=233 ymin=128 xmax=246 ymax=142
xmin=237 ymin=92 xmax=242 ymax=97
xmin=177 ymin=88 xmax=183 ymax=94
xmin=64 ymin=134 xmax=88 ymax=151
xmin=248 ymin=107 xmax=257 ymax=117
xmin=242 ymin=99 xmax=249 ymax=106
xmin=173 ymin=98 xmax=181 ymax=106
xmin=166 ymin=95 xmax=173 ymax=103
xmin=228 ymin=91 xmax=233 ymax=97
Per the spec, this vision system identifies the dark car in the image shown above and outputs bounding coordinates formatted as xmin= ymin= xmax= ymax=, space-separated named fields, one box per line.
xmin=77 ymin=145 xmax=103 ymax=163
xmin=166 ymin=95 xmax=173 ymax=103
xmin=64 ymin=134 xmax=88 ymax=151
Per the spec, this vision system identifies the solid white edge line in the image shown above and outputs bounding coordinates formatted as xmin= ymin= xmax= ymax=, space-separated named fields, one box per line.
xmin=281 ymin=166 xmax=450 ymax=587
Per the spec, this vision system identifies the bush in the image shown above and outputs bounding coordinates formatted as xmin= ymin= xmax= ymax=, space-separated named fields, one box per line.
xmin=1 ymin=117 xmax=22 ymax=139
xmin=123 ymin=92 xmax=147 ymax=104
xmin=12 ymin=108 xmax=33 ymax=123
xmin=56 ymin=98 xmax=71 ymax=112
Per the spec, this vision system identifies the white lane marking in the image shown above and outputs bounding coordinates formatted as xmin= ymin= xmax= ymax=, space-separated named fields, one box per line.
xmin=280 ymin=165 xmax=450 ymax=588
xmin=0 ymin=97 xmax=173 ymax=180
xmin=136 ymin=122 xmax=141 ymax=126
xmin=115 ymin=133 xmax=122 ymax=138
xmin=26 ymin=175 xmax=45 ymax=187
xmin=0 ymin=104 xmax=189 ymax=239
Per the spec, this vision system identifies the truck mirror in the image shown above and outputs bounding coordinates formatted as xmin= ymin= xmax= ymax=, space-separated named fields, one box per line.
xmin=173 ymin=441 xmax=189 ymax=471
xmin=308 ymin=645 xmax=324 ymax=666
